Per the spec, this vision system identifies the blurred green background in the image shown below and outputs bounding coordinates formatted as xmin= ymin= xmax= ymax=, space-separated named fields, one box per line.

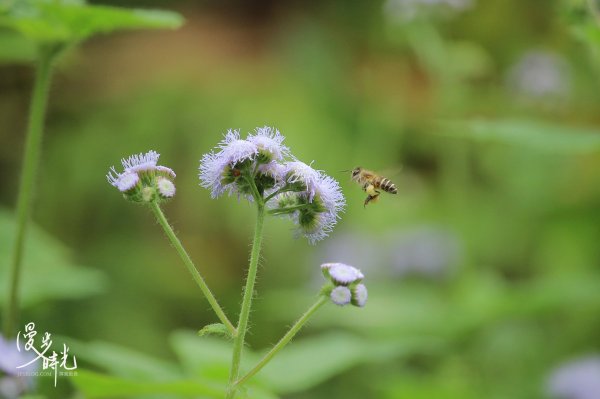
xmin=2 ymin=0 xmax=600 ymax=398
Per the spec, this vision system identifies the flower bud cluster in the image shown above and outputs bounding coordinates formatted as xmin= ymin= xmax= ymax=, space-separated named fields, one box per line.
xmin=199 ymin=127 xmax=345 ymax=244
xmin=107 ymin=150 xmax=176 ymax=203
xmin=321 ymin=263 xmax=367 ymax=307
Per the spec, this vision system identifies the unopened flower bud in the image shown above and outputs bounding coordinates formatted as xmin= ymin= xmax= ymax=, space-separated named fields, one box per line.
xmin=330 ymin=286 xmax=352 ymax=306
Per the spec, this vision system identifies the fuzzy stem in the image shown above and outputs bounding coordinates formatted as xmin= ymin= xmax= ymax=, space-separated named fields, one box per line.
xmin=226 ymin=203 xmax=266 ymax=399
xmin=3 ymin=49 xmax=56 ymax=338
xmin=268 ymin=203 xmax=311 ymax=215
xmin=150 ymin=201 xmax=236 ymax=336
xmin=263 ymin=186 xmax=293 ymax=203
xmin=234 ymin=295 xmax=328 ymax=387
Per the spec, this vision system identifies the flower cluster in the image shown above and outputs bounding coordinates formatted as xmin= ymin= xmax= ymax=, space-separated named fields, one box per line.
xmin=199 ymin=127 xmax=345 ymax=244
xmin=107 ymin=150 xmax=176 ymax=203
xmin=321 ymin=263 xmax=367 ymax=307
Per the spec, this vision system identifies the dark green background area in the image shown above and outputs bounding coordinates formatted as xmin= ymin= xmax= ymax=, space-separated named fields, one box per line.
xmin=1 ymin=0 xmax=600 ymax=398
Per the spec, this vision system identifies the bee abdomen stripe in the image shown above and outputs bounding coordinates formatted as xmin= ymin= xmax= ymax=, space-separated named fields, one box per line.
xmin=380 ymin=178 xmax=397 ymax=193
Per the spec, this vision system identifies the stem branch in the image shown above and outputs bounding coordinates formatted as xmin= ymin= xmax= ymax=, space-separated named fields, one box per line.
xmin=150 ymin=201 xmax=236 ymax=336
xmin=235 ymin=295 xmax=328 ymax=387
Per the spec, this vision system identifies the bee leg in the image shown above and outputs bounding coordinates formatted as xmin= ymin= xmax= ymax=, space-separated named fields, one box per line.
xmin=364 ymin=192 xmax=380 ymax=207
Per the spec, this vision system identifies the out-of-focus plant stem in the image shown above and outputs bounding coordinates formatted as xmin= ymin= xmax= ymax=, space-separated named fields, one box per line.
xmin=4 ymin=46 xmax=59 ymax=338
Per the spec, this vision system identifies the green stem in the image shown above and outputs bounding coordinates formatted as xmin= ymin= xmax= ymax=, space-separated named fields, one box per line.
xmin=264 ymin=187 xmax=293 ymax=203
xmin=226 ymin=204 xmax=266 ymax=399
xmin=150 ymin=201 xmax=236 ymax=336
xmin=234 ymin=295 xmax=328 ymax=387
xmin=3 ymin=49 xmax=56 ymax=338
xmin=268 ymin=203 xmax=310 ymax=215
xmin=244 ymin=173 xmax=263 ymax=206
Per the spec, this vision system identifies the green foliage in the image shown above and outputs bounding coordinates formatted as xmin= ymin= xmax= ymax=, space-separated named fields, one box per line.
xmin=0 ymin=0 xmax=183 ymax=47
xmin=0 ymin=208 xmax=107 ymax=305
xmin=440 ymin=119 xmax=600 ymax=153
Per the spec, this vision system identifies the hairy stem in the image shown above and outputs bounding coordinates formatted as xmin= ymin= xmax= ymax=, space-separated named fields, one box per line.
xmin=226 ymin=203 xmax=265 ymax=399
xmin=268 ymin=203 xmax=311 ymax=215
xmin=4 ymin=49 xmax=56 ymax=338
xmin=150 ymin=201 xmax=236 ymax=336
xmin=235 ymin=295 xmax=328 ymax=387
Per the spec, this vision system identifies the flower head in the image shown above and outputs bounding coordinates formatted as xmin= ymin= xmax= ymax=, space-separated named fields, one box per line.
xmin=200 ymin=127 xmax=345 ymax=243
xmin=321 ymin=263 xmax=367 ymax=307
xmin=199 ymin=130 xmax=260 ymax=199
xmin=330 ymin=286 xmax=352 ymax=306
xmin=284 ymin=161 xmax=322 ymax=201
xmin=157 ymin=177 xmax=176 ymax=198
xmin=107 ymin=150 xmax=175 ymax=203
xmin=323 ymin=263 xmax=364 ymax=285
xmin=247 ymin=126 xmax=290 ymax=162
xmin=351 ymin=284 xmax=368 ymax=307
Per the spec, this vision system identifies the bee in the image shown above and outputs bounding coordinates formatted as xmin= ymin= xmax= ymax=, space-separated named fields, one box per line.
xmin=350 ymin=167 xmax=398 ymax=207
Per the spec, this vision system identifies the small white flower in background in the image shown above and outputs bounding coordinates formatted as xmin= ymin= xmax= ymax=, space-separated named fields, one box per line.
xmin=199 ymin=127 xmax=345 ymax=244
xmin=384 ymin=0 xmax=473 ymax=23
xmin=0 ymin=336 xmax=37 ymax=399
xmin=107 ymin=150 xmax=176 ymax=203
xmin=390 ymin=226 xmax=461 ymax=279
xmin=506 ymin=50 xmax=570 ymax=102
xmin=547 ymin=356 xmax=600 ymax=399
xmin=321 ymin=263 xmax=367 ymax=307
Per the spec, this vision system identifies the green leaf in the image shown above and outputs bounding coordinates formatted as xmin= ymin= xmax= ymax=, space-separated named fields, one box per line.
xmin=0 ymin=208 xmax=107 ymax=305
xmin=438 ymin=119 xmax=600 ymax=154
xmin=0 ymin=0 xmax=183 ymax=44
xmin=65 ymin=338 xmax=181 ymax=381
xmin=254 ymin=332 xmax=435 ymax=394
xmin=72 ymin=370 xmax=224 ymax=398
xmin=198 ymin=323 xmax=233 ymax=339
xmin=0 ymin=29 xmax=36 ymax=62
xmin=170 ymin=331 xmax=233 ymax=379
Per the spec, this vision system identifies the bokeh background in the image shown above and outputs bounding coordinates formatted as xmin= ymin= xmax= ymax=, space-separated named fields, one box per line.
xmin=2 ymin=0 xmax=600 ymax=398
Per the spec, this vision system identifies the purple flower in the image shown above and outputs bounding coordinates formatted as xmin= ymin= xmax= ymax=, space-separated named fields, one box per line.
xmin=107 ymin=150 xmax=176 ymax=202
xmin=247 ymin=126 xmax=290 ymax=161
xmin=199 ymin=130 xmax=259 ymax=198
xmin=284 ymin=161 xmax=322 ymax=201
xmin=107 ymin=170 xmax=139 ymax=193
xmin=271 ymin=163 xmax=344 ymax=244
xmin=322 ymin=262 xmax=364 ymax=285
xmin=547 ymin=356 xmax=600 ymax=399
xmin=330 ymin=286 xmax=352 ymax=306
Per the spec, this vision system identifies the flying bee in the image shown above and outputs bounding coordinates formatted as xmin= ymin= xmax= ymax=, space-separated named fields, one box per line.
xmin=349 ymin=167 xmax=398 ymax=207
